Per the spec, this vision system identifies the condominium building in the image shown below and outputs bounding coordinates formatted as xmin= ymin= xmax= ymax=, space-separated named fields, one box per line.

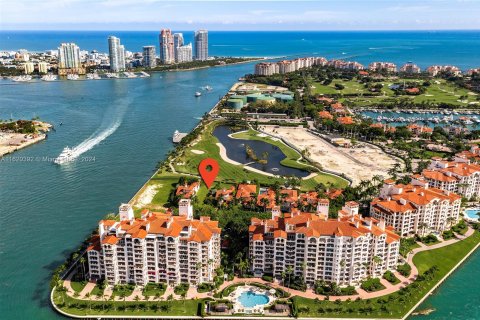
xmin=400 ymin=62 xmax=421 ymax=74
xmin=368 ymin=62 xmax=397 ymax=73
xmin=159 ymin=29 xmax=175 ymax=64
xmin=327 ymin=59 xmax=364 ymax=71
xmin=414 ymin=157 xmax=480 ymax=199
xmin=426 ymin=65 xmax=461 ymax=77
xmin=254 ymin=57 xmax=328 ymax=76
xmin=456 ymin=145 xmax=480 ymax=164
xmin=176 ymin=43 xmax=193 ymax=63
xmin=38 ymin=62 xmax=49 ymax=74
xmin=173 ymin=33 xmax=184 ymax=60
xmin=87 ymin=200 xmax=221 ymax=286
xmin=370 ymin=180 xmax=461 ymax=237
xmin=142 ymin=46 xmax=157 ymax=68
xmin=58 ymin=43 xmax=85 ymax=75
xmin=249 ymin=205 xmax=400 ymax=286
xmin=108 ymin=36 xmax=126 ymax=72
xmin=194 ymin=30 xmax=208 ymax=61
xmin=23 ymin=62 xmax=34 ymax=74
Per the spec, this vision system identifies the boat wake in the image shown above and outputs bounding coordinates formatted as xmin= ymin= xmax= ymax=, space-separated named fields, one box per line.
xmin=56 ymin=94 xmax=133 ymax=164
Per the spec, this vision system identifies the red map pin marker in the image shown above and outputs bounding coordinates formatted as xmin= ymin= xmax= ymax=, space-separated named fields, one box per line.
xmin=198 ymin=158 xmax=219 ymax=189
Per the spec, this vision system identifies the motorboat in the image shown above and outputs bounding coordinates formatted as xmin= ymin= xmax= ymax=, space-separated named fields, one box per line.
xmin=54 ymin=147 xmax=75 ymax=165
xmin=195 ymin=91 xmax=202 ymax=97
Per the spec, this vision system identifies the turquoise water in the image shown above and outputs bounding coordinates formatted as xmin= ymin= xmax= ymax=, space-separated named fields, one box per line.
xmin=213 ymin=125 xmax=310 ymax=177
xmin=1 ymin=30 xmax=480 ymax=69
xmin=238 ymin=290 xmax=269 ymax=308
xmin=0 ymin=31 xmax=479 ymax=320
xmin=465 ymin=209 xmax=480 ymax=220
xmin=0 ymin=62 xmax=255 ymax=319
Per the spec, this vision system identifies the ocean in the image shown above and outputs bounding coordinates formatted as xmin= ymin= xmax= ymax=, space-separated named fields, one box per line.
xmin=0 ymin=31 xmax=479 ymax=320
xmin=1 ymin=30 xmax=480 ymax=69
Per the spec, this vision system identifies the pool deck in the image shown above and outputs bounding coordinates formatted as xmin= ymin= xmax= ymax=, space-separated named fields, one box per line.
xmin=228 ymin=285 xmax=276 ymax=314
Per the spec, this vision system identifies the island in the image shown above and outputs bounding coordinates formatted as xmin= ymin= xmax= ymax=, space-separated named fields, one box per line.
xmin=0 ymin=119 xmax=51 ymax=157
xmin=50 ymin=56 xmax=480 ymax=319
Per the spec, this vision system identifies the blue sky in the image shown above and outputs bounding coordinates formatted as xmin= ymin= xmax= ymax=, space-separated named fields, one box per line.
xmin=0 ymin=0 xmax=479 ymax=30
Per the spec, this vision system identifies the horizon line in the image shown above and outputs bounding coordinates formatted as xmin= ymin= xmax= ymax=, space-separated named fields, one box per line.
xmin=1 ymin=28 xmax=480 ymax=32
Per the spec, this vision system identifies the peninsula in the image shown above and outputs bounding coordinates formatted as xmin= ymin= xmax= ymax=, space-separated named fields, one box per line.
xmin=0 ymin=119 xmax=51 ymax=157
xmin=50 ymin=56 xmax=480 ymax=320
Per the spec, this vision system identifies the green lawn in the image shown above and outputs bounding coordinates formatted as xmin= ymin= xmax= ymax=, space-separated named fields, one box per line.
xmin=312 ymin=78 xmax=478 ymax=106
xmin=294 ymin=230 xmax=480 ymax=318
xmin=135 ymin=122 xmax=348 ymax=208
xmin=70 ymin=281 xmax=87 ymax=293
xmin=111 ymin=285 xmax=135 ymax=298
xmin=142 ymin=283 xmax=167 ymax=297
xmin=53 ymin=289 xmax=200 ymax=316
xmin=172 ymin=121 xmax=348 ymax=189
xmin=90 ymin=284 xmax=104 ymax=298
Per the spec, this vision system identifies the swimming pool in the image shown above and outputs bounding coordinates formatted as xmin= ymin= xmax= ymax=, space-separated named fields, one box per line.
xmin=238 ymin=290 xmax=270 ymax=308
xmin=465 ymin=208 xmax=480 ymax=220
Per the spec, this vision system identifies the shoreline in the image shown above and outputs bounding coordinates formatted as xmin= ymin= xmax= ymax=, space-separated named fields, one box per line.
xmin=0 ymin=121 xmax=52 ymax=157
xmin=402 ymin=237 xmax=480 ymax=320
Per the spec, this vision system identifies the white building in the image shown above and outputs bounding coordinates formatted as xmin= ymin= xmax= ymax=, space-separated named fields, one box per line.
xmin=369 ymin=62 xmax=397 ymax=73
xmin=176 ymin=43 xmax=193 ymax=63
xmin=108 ymin=36 xmax=126 ymax=72
xmin=249 ymin=206 xmax=400 ymax=287
xmin=371 ymin=180 xmax=461 ymax=237
xmin=23 ymin=62 xmax=35 ymax=74
xmin=400 ymin=62 xmax=421 ymax=74
xmin=414 ymin=157 xmax=480 ymax=199
xmin=426 ymin=65 xmax=461 ymax=77
xmin=38 ymin=62 xmax=49 ymax=74
xmin=58 ymin=43 xmax=85 ymax=75
xmin=173 ymin=33 xmax=184 ymax=62
xmin=87 ymin=201 xmax=221 ymax=286
xmin=142 ymin=46 xmax=157 ymax=68
xmin=254 ymin=57 xmax=328 ymax=76
xmin=194 ymin=30 xmax=208 ymax=61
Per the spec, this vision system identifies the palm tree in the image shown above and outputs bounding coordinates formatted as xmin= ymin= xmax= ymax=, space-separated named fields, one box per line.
xmin=79 ymin=257 xmax=86 ymax=280
xmin=84 ymin=292 xmax=91 ymax=311
xmin=286 ymin=266 xmax=294 ymax=290
xmin=238 ymin=259 xmax=248 ymax=278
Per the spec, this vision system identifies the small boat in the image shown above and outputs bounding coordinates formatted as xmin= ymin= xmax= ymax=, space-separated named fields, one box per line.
xmin=11 ymin=75 xmax=32 ymax=82
xmin=54 ymin=147 xmax=75 ymax=165
xmin=195 ymin=91 xmax=202 ymax=97
xmin=41 ymin=74 xmax=57 ymax=81
xmin=66 ymin=74 xmax=79 ymax=80
xmin=203 ymin=85 xmax=213 ymax=91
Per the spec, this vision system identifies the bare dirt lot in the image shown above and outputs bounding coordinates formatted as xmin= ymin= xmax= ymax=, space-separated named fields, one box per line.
xmin=261 ymin=126 xmax=401 ymax=185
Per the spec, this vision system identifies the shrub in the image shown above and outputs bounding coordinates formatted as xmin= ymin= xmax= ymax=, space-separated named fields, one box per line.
xmin=262 ymin=275 xmax=273 ymax=282
xmin=397 ymin=263 xmax=412 ymax=277
xmin=383 ymin=270 xmax=400 ymax=284
xmin=360 ymin=278 xmax=385 ymax=292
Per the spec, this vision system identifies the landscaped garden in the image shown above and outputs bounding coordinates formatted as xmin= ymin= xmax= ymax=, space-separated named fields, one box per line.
xmin=140 ymin=120 xmax=348 ymax=208
xmin=291 ymin=230 xmax=480 ymax=318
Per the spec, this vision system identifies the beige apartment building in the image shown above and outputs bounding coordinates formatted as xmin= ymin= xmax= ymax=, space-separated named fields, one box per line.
xmin=248 ymin=203 xmax=400 ymax=287
xmin=87 ymin=199 xmax=221 ymax=286
xmin=371 ymin=181 xmax=461 ymax=237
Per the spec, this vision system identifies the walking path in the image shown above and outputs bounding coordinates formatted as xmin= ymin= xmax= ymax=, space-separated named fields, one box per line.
xmin=63 ymin=228 xmax=476 ymax=303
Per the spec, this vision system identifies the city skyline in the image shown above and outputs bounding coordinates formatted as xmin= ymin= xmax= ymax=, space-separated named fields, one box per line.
xmin=1 ymin=0 xmax=479 ymax=31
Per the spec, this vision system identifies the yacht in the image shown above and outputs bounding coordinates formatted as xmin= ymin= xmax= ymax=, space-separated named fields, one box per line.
xmin=54 ymin=147 xmax=75 ymax=165
xmin=195 ymin=91 xmax=202 ymax=97
xmin=67 ymin=74 xmax=79 ymax=80
xmin=86 ymin=73 xmax=101 ymax=80
xmin=11 ymin=75 xmax=32 ymax=82
xmin=140 ymin=71 xmax=151 ymax=77
xmin=41 ymin=74 xmax=57 ymax=81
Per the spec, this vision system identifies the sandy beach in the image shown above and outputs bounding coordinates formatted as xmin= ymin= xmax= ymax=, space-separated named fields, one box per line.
xmin=260 ymin=126 xmax=401 ymax=185
xmin=0 ymin=121 xmax=51 ymax=157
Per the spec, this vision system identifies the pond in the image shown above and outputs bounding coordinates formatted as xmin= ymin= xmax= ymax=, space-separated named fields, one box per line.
xmin=213 ymin=125 xmax=310 ymax=178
